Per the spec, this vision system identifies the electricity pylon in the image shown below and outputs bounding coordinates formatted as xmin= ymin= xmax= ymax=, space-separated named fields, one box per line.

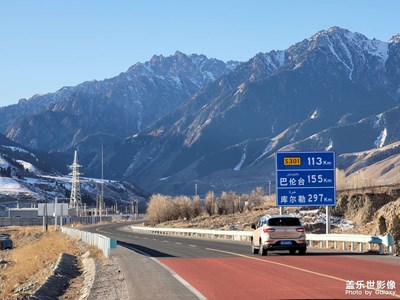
xmin=69 ymin=150 xmax=83 ymax=215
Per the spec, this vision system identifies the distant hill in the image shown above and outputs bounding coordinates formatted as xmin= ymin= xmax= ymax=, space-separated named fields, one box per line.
xmin=0 ymin=134 xmax=146 ymax=210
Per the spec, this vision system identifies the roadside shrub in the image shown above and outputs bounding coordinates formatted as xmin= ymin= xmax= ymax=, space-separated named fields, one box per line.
xmin=146 ymin=187 xmax=273 ymax=225
xmin=248 ymin=187 xmax=265 ymax=210
xmin=235 ymin=195 xmax=246 ymax=213
xmin=190 ymin=196 xmax=202 ymax=218
xmin=147 ymin=194 xmax=175 ymax=225
xmin=205 ymin=191 xmax=215 ymax=216
xmin=175 ymin=196 xmax=191 ymax=220
xmin=216 ymin=192 xmax=229 ymax=215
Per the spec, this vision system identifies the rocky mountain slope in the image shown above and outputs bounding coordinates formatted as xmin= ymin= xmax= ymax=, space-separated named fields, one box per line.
xmin=105 ymin=27 xmax=400 ymax=195
xmin=0 ymin=52 xmax=238 ymax=154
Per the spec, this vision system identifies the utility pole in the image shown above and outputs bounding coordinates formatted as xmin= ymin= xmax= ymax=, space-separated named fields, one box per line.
xmin=135 ymin=199 xmax=139 ymax=220
xmin=99 ymin=143 xmax=104 ymax=221
xmin=95 ymin=195 xmax=99 ymax=216
xmin=43 ymin=201 xmax=48 ymax=232
xmin=195 ymin=183 xmax=198 ymax=196
xmin=54 ymin=197 xmax=58 ymax=231
xmin=268 ymin=180 xmax=271 ymax=199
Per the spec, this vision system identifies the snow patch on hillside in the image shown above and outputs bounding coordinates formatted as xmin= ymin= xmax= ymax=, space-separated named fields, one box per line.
xmin=325 ymin=35 xmax=354 ymax=80
xmin=251 ymin=141 xmax=274 ymax=165
xmin=374 ymin=128 xmax=387 ymax=148
xmin=0 ymin=177 xmax=32 ymax=195
xmin=373 ymin=113 xmax=384 ymax=128
xmin=16 ymin=160 xmax=39 ymax=173
xmin=325 ymin=139 xmax=333 ymax=151
xmin=310 ymin=109 xmax=319 ymax=119
xmin=344 ymin=31 xmax=389 ymax=64
xmin=1 ymin=145 xmax=33 ymax=157
xmin=234 ymin=147 xmax=247 ymax=171
xmin=0 ymin=157 xmax=10 ymax=169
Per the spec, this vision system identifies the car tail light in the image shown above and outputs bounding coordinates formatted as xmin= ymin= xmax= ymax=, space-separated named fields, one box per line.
xmin=263 ymin=228 xmax=275 ymax=233
xmin=296 ymin=228 xmax=305 ymax=232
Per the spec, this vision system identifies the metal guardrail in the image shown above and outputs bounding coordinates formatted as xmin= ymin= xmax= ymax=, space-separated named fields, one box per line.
xmin=131 ymin=226 xmax=394 ymax=255
xmin=61 ymin=227 xmax=113 ymax=257
xmin=307 ymin=233 xmax=394 ymax=255
xmin=131 ymin=226 xmax=252 ymax=241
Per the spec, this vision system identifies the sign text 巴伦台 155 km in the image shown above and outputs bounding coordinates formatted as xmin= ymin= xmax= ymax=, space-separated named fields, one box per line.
xmin=276 ymin=151 xmax=336 ymax=207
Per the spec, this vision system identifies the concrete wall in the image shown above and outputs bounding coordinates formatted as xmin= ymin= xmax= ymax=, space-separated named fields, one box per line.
xmin=8 ymin=209 xmax=38 ymax=218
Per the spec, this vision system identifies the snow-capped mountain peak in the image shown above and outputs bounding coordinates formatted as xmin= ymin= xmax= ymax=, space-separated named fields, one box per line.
xmin=388 ymin=34 xmax=400 ymax=43
xmin=1 ymin=52 xmax=239 ymax=151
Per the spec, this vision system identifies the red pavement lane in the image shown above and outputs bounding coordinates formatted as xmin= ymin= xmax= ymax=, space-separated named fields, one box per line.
xmin=159 ymin=255 xmax=400 ymax=299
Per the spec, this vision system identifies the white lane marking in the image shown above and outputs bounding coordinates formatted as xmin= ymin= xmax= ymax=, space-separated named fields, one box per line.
xmin=189 ymin=245 xmax=197 ymax=248
xmin=175 ymin=242 xmax=182 ymax=245
xmin=164 ymin=240 xmax=169 ymax=243
xmin=123 ymin=244 xmax=206 ymax=300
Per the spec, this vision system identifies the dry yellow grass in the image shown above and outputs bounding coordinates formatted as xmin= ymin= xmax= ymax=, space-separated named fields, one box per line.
xmin=0 ymin=226 xmax=85 ymax=299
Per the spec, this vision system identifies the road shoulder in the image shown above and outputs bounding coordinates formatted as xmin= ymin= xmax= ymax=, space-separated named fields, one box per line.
xmin=111 ymin=245 xmax=201 ymax=300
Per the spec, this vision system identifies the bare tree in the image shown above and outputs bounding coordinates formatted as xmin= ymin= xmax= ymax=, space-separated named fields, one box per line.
xmin=147 ymin=194 xmax=169 ymax=225
xmin=205 ymin=191 xmax=215 ymax=216
xmin=190 ymin=196 xmax=202 ymax=218
xmin=236 ymin=195 xmax=246 ymax=213
xmin=248 ymin=187 xmax=265 ymax=211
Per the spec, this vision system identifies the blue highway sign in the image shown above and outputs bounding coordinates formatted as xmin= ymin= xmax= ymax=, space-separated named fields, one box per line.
xmin=276 ymin=151 xmax=336 ymax=207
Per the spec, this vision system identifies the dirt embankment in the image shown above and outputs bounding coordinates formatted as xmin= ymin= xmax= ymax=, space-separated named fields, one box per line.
xmin=0 ymin=226 xmax=91 ymax=299
xmin=332 ymin=188 xmax=400 ymax=251
xmin=332 ymin=189 xmax=400 ymax=226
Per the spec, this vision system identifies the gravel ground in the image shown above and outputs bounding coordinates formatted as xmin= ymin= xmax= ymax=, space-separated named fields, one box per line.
xmin=86 ymin=257 xmax=129 ymax=300
xmin=58 ymin=250 xmax=129 ymax=300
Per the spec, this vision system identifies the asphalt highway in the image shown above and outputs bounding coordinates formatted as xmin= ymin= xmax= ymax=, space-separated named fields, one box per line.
xmin=84 ymin=222 xmax=400 ymax=299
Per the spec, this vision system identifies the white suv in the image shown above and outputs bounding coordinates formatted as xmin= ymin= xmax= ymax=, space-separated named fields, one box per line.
xmin=251 ymin=215 xmax=307 ymax=256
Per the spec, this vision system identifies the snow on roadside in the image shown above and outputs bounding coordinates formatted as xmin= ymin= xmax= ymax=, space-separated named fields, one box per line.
xmin=296 ymin=209 xmax=354 ymax=230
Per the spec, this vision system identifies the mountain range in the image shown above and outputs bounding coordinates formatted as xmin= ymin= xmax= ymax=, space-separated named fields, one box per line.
xmin=1 ymin=26 xmax=400 ymax=196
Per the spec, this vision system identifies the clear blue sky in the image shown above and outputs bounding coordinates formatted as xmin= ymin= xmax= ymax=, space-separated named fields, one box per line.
xmin=1 ymin=0 xmax=399 ymax=107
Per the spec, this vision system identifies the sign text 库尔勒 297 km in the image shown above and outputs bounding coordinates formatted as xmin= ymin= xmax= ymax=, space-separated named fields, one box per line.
xmin=276 ymin=151 xmax=336 ymax=207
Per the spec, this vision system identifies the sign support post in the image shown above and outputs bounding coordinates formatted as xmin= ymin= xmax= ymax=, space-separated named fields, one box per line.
xmin=326 ymin=206 xmax=330 ymax=234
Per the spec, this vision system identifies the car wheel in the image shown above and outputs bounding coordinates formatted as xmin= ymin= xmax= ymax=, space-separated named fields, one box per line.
xmin=251 ymin=238 xmax=259 ymax=254
xmin=289 ymin=249 xmax=296 ymax=255
xmin=259 ymin=242 xmax=267 ymax=256
xmin=299 ymin=248 xmax=306 ymax=255
xmin=251 ymin=243 xmax=259 ymax=254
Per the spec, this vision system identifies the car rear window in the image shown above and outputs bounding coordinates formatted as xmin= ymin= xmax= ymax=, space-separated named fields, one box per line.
xmin=268 ymin=217 xmax=301 ymax=226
